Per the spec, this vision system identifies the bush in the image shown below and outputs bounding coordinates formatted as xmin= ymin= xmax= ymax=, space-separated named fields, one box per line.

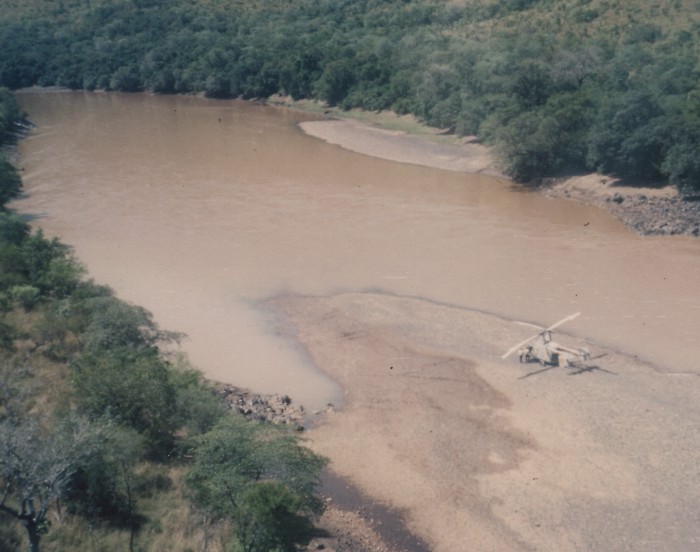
xmin=71 ymin=349 xmax=178 ymax=455
xmin=662 ymin=141 xmax=700 ymax=195
xmin=66 ymin=426 xmax=146 ymax=527
xmin=79 ymin=296 xmax=179 ymax=353
xmin=0 ymin=211 xmax=28 ymax=244
xmin=20 ymin=231 xmax=83 ymax=297
xmin=495 ymin=111 xmax=563 ymax=181
xmin=0 ymin=155 xmax=21 ymax=208
xmin=233 ymin=482 xmax=315 ymax=552
xmin=9 ymin=284 xmax=40 ymax=310
xmin=586 ymin=90 xmax=667 ymax=180
xmin=185 ymin=416 xmax=327 ymax=550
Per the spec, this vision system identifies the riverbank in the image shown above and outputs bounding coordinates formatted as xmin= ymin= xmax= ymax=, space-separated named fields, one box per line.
xmin=285 ymin=99 xmax=699 ymax=237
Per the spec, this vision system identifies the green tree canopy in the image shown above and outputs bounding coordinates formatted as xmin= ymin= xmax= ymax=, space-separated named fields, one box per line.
xmin=185 ymin=415 xmax=327 ymax=551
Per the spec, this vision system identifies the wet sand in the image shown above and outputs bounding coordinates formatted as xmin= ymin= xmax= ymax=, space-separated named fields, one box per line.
xmin=300 ymin=118 xmax=502 ymax=176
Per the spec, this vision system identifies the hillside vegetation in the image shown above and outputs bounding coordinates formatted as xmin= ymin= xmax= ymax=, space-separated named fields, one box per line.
xmin=1 ymin=0 xmax=699 ymax=191
xmin=0 ymin=91 xmax=327 ymax=552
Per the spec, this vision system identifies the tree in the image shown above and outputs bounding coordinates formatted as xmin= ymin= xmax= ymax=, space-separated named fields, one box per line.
xmin=71 ymin=349 xmax=178 ymax=455
xmin=78 ymin=296 xmax=181 ymax=354
xmin=0 ymin=87 xmax=25 ymax=142
xmin=662 ymin=141 xmax=700 ymax=195
xmin=19 ymin=231 xmax=83 ymax=298
xmin=0 ymin=414 xmax=101 ymax=552
xmin=549 ymin=47 xmax=601 ymax=90
xmin=314 ymin=60 xmax=355 ymax=106
xmin=234 ymin=482 xmax=314 ymax=552
xmin=495 ymin=110 xmax=563 ymax=181
xmin=586 ymin=89 xmax=667 ymax=180
xmin=185 ymin=415 xmax=327 ymax=552
xmin=167 ymin=359 xmax=227 ymax=437
xmin=66 ymin=426 xmax=145 ymax=552
xmin=0 ymin=155 xmax=21 ymax=209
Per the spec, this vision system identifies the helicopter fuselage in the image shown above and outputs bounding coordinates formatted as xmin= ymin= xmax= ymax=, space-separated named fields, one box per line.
xmin=518 ymin=331 xmax=590 ymax=367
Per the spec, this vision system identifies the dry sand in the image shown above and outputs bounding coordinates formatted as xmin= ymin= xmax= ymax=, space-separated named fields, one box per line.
xmin=283 ymin=119 xmax=700 ymax=551
xmin=273 ymin=292 xmax=699 ymax=552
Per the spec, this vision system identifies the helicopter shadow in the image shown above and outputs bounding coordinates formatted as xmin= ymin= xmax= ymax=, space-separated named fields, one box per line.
xmin=567 ymin=362 xmax=617 ymax=376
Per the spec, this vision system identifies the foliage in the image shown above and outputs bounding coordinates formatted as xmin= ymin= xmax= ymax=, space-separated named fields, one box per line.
xmin=0 ymin=154 xmax=21 ymax=208
xmin=0 ymin=88 xmax=24 ymax=210
xmin=167 ymin=359 xmax=228 ymax=437
xmin=71 ymin=349 xmax=178 ymax=456
xmin=1 ymin=1 xmax=699 ymax=189
xmin=77 ymin=295 xmax=180 ymax=354
xmin=185 ymin=415 xmax=327 ymax=551
xmin=233 ymin=482 xmax=315 ymax=552
xmin=0 ymin=87 xmax=24 ymax=141
xmin=0 ymin=409 xmax=103 ymax=552
xmin=8 ymin=285 xmax=41 ymax=311
xmin=65 ymin=424 xmax=146 ymax=552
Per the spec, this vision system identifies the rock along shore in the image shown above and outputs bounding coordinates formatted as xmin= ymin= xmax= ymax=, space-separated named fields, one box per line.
xmin=543 ymin=174 xmax=700 ymax=236
xmin=215 ymin=383 xmax=336 ymax=431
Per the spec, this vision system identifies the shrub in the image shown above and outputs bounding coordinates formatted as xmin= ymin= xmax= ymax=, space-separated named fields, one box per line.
xmin=0 ymin=155 xmax=21 ymax=208
xmin=9 ymin=284 xmax=40 ymax=310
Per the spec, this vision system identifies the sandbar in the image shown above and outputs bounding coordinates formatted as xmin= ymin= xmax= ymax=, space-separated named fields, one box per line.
xmin=272 ymin=291 xmax=699 ymax=551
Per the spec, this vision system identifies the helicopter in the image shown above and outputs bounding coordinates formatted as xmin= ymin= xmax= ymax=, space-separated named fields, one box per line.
xmin=502 ymin=312 xmax=591 ymax=367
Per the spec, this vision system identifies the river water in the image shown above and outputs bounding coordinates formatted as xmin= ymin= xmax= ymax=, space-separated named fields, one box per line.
xmin=12 ymin=90 xmax=700 ymax=412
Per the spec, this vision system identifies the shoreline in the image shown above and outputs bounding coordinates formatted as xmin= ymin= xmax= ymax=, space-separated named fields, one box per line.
xmin=288 ymin=101 xmax=699 ymax=237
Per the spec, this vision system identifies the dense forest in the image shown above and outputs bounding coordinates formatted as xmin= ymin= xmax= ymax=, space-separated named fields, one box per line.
xmin=0 ymin=0 xmax=699 ymax=191
xmin=0 ymin=91 xmax=326 ymax=552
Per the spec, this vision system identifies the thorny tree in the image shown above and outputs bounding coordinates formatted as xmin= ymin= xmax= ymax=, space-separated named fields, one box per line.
xmin=0 ymin=363 xmax=100 ymax=552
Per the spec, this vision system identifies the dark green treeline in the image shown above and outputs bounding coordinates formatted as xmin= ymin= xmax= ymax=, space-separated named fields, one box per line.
xmin=1 ymin=0 xmax=699 ymax=190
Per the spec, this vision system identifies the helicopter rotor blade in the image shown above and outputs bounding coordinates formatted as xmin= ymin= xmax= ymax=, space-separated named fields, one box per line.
xmin=545 ymin=311 xmax=581 ymax=332
xmin=502 ymin=312 xmax=581 ymax=360
xmin=502 ymin=332 xmax=542 ymax=359
xmin=514 ymin=320 xmax=544 ymax=330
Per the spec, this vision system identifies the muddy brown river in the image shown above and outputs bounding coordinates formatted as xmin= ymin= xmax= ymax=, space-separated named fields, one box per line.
xmin=14 ymin=91 xmax=699 ymax=402
xmin=11 ymin=90 xmax=700 ymax=551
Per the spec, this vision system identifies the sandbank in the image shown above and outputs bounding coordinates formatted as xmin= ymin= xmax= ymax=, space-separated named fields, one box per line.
xmin=272 ymin=292 xmax=700 ymax=551
xmin=300 ymin=118 xmax=503 ymax=176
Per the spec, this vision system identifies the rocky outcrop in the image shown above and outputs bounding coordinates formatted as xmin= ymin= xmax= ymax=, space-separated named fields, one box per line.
xmin=216 ymin=384 xmax=308 ymax=430
xmin=603 ymin=194 xmax=700 ymax=236
xmin=543 ymin=175 xmax=700 ymax=237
